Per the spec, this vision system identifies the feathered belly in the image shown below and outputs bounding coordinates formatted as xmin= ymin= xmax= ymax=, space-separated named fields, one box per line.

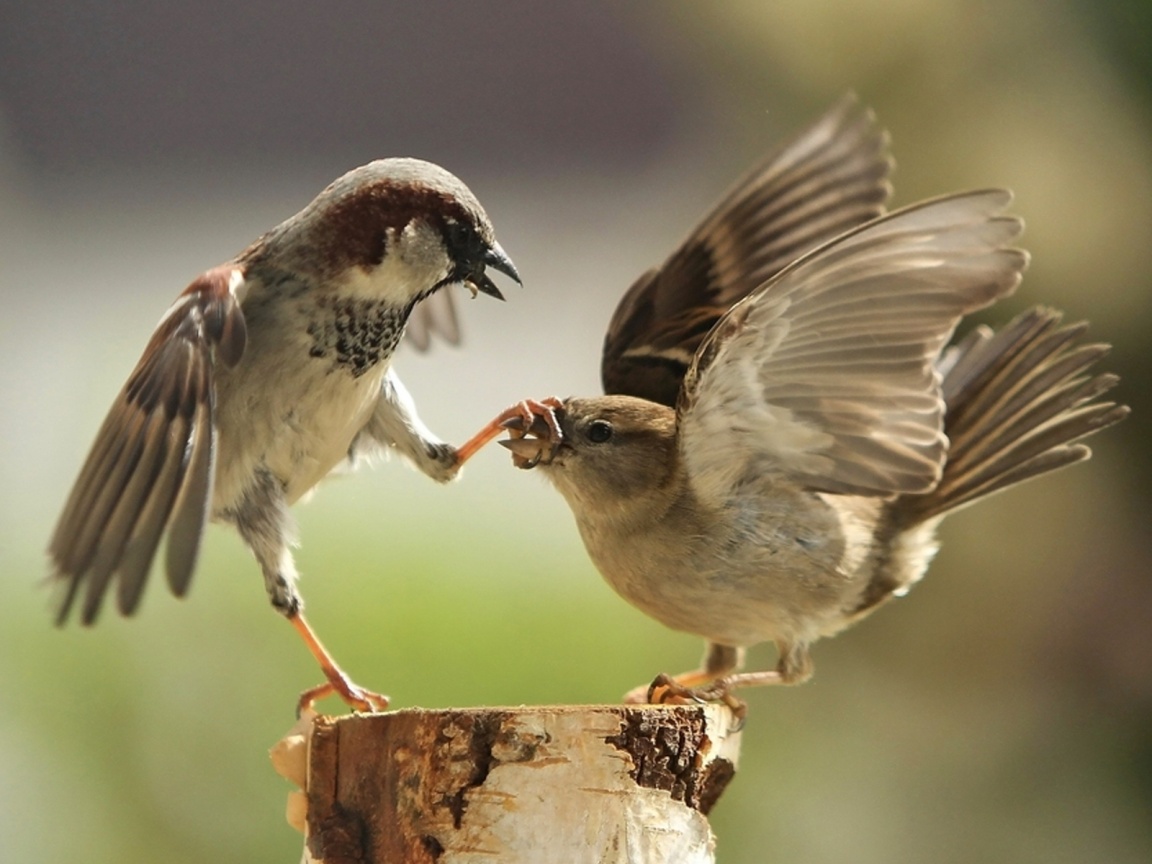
xmin=211 ymin=361 xmax=385 ymax=511
xmin=576 ymin=491 xmax=880 ymax=648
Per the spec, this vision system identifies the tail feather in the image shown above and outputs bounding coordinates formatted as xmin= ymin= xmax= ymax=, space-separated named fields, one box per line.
xmin=947 ymin=362 xmax=1117 ymax=481
xmin=897 ymin=307 xmax=1128 ymax=523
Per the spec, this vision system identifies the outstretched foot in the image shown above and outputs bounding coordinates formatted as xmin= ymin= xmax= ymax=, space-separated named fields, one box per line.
xmin=455 ymin=397 xmax=564 ymax=467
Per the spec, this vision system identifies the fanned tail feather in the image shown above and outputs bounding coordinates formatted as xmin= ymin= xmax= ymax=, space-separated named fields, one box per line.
xmin=896 ymin=307 xmax=1129 ymax=524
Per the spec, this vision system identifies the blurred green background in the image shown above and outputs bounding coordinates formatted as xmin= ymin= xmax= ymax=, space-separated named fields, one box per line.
xmin=2 ymin=2 xmax=1150 ymax=862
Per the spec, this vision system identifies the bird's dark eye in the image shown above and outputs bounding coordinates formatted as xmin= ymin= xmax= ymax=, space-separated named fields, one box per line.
xmin=444 ymin=219 xmax=476 ymax=255
xmin=587 ymin=420 xmax=614 ymax=444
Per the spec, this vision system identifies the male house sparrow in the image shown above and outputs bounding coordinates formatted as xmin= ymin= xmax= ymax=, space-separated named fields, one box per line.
xmin=49 ymin=158 xmax=520 ymax=711
xmin=457 ymin=101 xmax=1128 ymax=707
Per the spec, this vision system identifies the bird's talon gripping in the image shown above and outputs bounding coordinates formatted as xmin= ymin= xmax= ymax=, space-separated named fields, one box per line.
xmin=503 ymin=398 xmax=563 ymax=439
xmin=629 ymin=673 xmax=747 ymax=722
xmin=694 ymin=677 xmax=749 ymax=723
xmin=491 ymin=397 xmax=566 ymax=469
xmin=638 ymin=673 xmax=702 ymax=706
xmin=530 ymin=397 xmax=564 ymax=441
xmin=646 ymin=673 xmax=683 ymax=705
xmin=296 ymin=679 xmax=390 ymax=717
xmin=456 ymin=397 xmax=563 ymax=467
xmin=297 ymin=682 xmax=333 ymax=717
xmin=289 ymin=613 xmax=390 ymax=716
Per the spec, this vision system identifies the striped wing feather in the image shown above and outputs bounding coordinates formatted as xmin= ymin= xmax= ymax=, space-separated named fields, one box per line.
xmin=678 ymin=190 xmax=1028 ymax=504
xmin=48 ymin=267 xmax=246 ymax=623
xmin=601 ymin=94 xmax=893 ymax=407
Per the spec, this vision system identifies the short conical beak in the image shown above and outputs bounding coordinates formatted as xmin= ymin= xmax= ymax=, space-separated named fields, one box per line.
xmin=499 ymin=436 xmax=551 ymax=469
xmin=485 ymin=242 xmax=521 ymax=285
xmin=468 ymin=242 xmax=520 ymax=300
xmin=499 ymin=440 xmax=557 ymax=474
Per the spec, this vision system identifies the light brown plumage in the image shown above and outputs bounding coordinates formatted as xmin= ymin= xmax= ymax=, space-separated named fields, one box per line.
xmin=483 ymin=100 xmax=1128 ymax=706
xmin=602 ymin=95 xmax=893 ymax=408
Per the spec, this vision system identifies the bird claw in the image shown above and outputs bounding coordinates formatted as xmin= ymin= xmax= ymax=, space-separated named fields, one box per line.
xmin=455 ymin=397 xmax=563 ymax=467
xmin=500 ymin=397 xmax=563 ymax=438
xmin=297 ymin=676 xmax=390 ymax=717
xmin=497 ymin=397 xmax=564 ymax=468
xmin=289 ymin=613 xmax=390 ymax=716
xmin=628 ymin=673 xmax=748 ymax=723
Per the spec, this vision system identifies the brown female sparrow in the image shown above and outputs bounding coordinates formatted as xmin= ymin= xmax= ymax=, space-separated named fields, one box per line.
xmin=457 ymin=100 xmax=1129 ymax=709
xmin=48 ymin=157 xmax=520 ymax=712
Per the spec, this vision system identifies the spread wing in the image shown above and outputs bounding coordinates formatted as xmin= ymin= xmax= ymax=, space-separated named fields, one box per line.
xmin=48 ymin=266 xmax=247 ymax=624
xmin=601 ymin=94 xmax=893 ymax=407
xmin=677 ymin=190 xmax=1028 ymax=505
xmin=404 ymin=287 xmax=461 ymax=351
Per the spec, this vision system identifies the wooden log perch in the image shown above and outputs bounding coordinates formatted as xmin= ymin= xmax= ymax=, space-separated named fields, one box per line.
xmin=271 ymin=704 xmax=742 ymax=863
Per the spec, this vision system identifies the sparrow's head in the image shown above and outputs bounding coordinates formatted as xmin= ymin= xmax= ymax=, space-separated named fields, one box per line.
xmin=251 ymin=157 xmax=520 ymax=304
xmin=502 ymin=395 xmax=680 ymax=513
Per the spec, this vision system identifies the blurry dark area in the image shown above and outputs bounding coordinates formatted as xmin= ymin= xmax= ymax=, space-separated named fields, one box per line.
xmin=0 ymin=1 xmax=684 ymax=176
xmin=1 ymin=3 xmax=1149 ymax=864
xmin=1081 ymin=0 xmax=1152 ymax=100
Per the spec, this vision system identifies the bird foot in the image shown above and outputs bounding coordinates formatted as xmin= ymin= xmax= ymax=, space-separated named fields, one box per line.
xmin=455 ymin=397 xmax=564 ymax=466
xmin=634 ymin=673 xmax=748 ymax=721
xmin=297 ymin=673 xmax=390 ymax=716
xmin=289 ymin=612 xmax=390 ymax=715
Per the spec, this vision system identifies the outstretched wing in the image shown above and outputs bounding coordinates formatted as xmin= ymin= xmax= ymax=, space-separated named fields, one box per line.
xmin=48 ymin=266 xmax=247 ymax=624
xmin=678 ymin=190 xmax=1028 ymax=505
xmin=601 ymin=95 xmax=892 ymax=407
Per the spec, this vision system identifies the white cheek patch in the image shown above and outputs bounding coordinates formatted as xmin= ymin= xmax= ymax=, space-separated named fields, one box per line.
xmin=337 ymin=224 xmax=452 ymax=303
xmin=228 ymin=267 xmax=248 ymax=303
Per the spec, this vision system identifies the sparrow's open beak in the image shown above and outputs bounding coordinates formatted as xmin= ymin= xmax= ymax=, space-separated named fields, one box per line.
xmin=499 ymin=410 xmax=560 ymax=469
xmin=469 ymin=242 xmax=520 ymax=301
xmin=499 ymin=436 xmax=550 ymax=469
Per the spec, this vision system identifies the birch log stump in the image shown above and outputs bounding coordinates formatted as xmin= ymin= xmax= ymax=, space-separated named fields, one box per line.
xmin=271 ymin=704 xmax=742 ymax=864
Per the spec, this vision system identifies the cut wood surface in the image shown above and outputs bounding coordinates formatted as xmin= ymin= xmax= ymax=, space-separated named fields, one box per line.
xmin=271 ymin=704 xmax=743 ymax=863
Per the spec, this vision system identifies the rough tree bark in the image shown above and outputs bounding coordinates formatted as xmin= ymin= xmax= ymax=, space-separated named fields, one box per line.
xmin=271 ymin=704 xmax=743 ymax=864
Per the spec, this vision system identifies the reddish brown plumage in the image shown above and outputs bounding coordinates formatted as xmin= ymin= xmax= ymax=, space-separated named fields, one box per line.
xmin=313 ymin=182 xmax=473 ymax=275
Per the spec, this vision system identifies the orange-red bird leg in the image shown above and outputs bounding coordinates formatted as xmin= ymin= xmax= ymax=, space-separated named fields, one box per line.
xmin=290 ymin=613 xmax=390 ymax=715
xmin=455 ymin=397 xmax=564 ymax=466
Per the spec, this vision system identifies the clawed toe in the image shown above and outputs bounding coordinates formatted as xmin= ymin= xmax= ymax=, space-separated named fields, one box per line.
xmin=297 ymin=680 xmax=390 ymax=716
xmin=625 ymin=672 xmax=749 ymax=723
